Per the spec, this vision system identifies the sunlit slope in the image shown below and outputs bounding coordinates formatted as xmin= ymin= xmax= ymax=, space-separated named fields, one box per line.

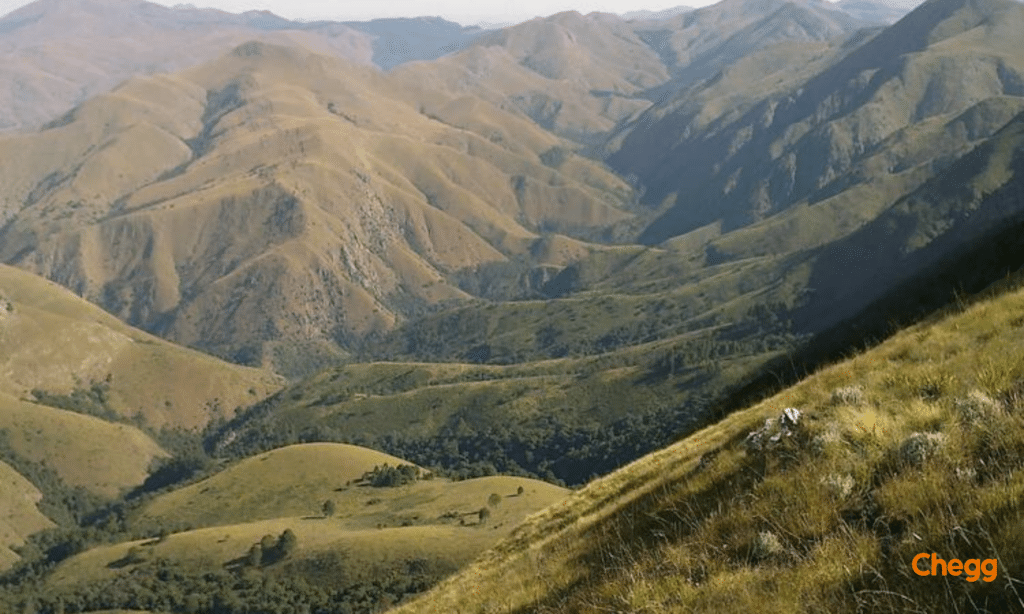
xmin=0 ymin=392 xmax=165 ymax=497
xmin=47 ymin=443 xmax=568 ymax=602
xmin=0 ymin=265 xmax=282 ymax=429
xmin=136 ymin=443 xmax=415 ymax=528
xmin=0 ymin=459 xmax=54 ymax=570
xmin=390 ymin=268 xmax=1024 ymax=614
xmin=0 ymin=41 xmax=636 ymax=374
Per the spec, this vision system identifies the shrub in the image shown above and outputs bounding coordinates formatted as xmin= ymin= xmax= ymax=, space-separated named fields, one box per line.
xmin=898 ymin=432 xmax=946 ymax=466
xmin=830 ymin=385 xmax=865 ymax=406
xmin=953 ymin=389 xmax=1003 ymax=424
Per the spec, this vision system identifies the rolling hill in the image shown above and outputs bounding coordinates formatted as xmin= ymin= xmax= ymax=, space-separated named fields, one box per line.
xmin=0 ymin=264 xmax=280 ymax=569
xmin=0 ymin=264 xmax=282 ymax=429
xmin=7 ymin=443 xmax=568 ymax=613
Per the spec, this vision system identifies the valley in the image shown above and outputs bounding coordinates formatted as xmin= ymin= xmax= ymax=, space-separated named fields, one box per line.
xmin=1 ymin=0 xmax=1023 ymax=611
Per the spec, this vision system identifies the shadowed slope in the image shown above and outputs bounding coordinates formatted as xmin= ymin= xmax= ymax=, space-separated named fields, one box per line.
xmin=617 ymin=0 xmax=1024 ymax=244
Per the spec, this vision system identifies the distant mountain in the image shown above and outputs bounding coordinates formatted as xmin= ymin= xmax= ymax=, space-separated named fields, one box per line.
xmin=836 ymin=0 xmax=923 ymax=23
xmin=0 ymin=0 xmax=484 ymax=132
xmin=621 ymin=5 xmax=694 ymax=20
xmin=396 ymin=1 xmax=869 ymax=143
xmin=612 ymin=0 xmax=1024 ymax=244
xmin=0 ymin=42 xmax=635 ymax=375
xmin=631 ymin=0 xmax=873 ymax=95
xmin=342 ymin=16 xmax=484 ymax=70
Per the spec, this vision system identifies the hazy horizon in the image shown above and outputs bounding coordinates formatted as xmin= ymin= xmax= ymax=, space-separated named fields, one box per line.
xmin=0 ymin=0 xmax=792 ymax=27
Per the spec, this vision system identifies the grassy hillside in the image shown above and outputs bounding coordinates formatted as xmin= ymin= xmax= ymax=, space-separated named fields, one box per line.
xmin=0 ymin=443 xmax=567 ymax=614
xmin=617 ymin=0 xmax=1024 ymax=244
xmin=0 ymin=41 xmax=638 ymax=375
xmin=0 ymin=393 xmax=166 ymax=498
xmin=0 ymin=460 xmax=53 ymax=570
xmin=0 ymin=264 xmax=282 ymax=429
xmin=0 ymin=0 xmax=485 ymax=132
xmin=389 ymin=272 xmax=1024 ymax=614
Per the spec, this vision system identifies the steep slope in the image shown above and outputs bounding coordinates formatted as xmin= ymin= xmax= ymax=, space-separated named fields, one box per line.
xmin=388 ymin=260 xmax=1024 ymax=614
xmin=396 ymin=1 xmax=869 ymax=143
xmin=260 ymin=102 xmax=1024 ymax=491
xmin=0 ymin=265 xmax=282 ymax=429
xmin=837 ymin=0 xmax=923 ymax=23
xmin=797 ymin=107 xmax=1024 ymax=331
xmin=615 ymin=0 xmax=1024 ymax=244
xmin=0 ymin=42 xmax=635 ymax=374
xmin=639 ymin=0 xmax=872 ymax=94
xmin=0 ymin=0 xmax=490 ymax=133
xmin=342 ymin=17 xmax=484 ymax=70
xmin=393 ymin=11 xmax=668 ymax=141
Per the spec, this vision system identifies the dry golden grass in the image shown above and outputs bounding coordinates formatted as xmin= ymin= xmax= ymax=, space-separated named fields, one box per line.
xmin=0 ymin=40 xmax=638 ymax=373
xmin=0 ymin=264 xmax=282 ymax=429
xmin=0 ymin=392 xmax=167 ymax=498
xmin=390 ymin=275 xmax=1024 ymax=614
xmin=0 ymin=459 xmax=55 ymax=570
xmin=137 ymin=443 xmax=567 ymax=532
xmin=51 ymin=443 xmax=568 ymax=594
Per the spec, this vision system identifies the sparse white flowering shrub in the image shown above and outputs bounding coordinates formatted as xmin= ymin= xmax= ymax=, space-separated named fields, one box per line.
xmin=821 ymin=473 xmax=855 ymax=499
xmin=831 ymin=385 xmax=865 ymax=406
xmin=953 ymin=389 xmax=1003 ymax=423
xmin=898 ymin=432 xmax=946 ymax=466
xmin=752 ymin=530 xmax=785 ymax=560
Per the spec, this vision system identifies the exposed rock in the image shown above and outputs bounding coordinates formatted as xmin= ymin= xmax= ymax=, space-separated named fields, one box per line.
xmin=744 ymin=407 xmax=802 ymax=452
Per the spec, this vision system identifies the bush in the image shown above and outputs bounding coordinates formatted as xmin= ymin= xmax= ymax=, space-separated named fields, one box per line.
xmin=830 ymin=385 xmax=865 ymax=406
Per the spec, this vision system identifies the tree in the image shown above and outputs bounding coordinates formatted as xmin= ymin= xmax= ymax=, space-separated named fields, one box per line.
xmin=260 ymin=534 xmax=277 ymax=552
xmin=246 ymin=544 xmax=262 ymax=567
xmin=487 ymin=493 xmax=502 ymax=507
xmin=478 ymin=507 xmax=490 ymax=524
xmin=277 ymin=529 xmax=298 ymax=557
xmin=516 ymin=485 xmax=525 ymax=496
xmin=322 ymin=499 xmax=336 ymax=518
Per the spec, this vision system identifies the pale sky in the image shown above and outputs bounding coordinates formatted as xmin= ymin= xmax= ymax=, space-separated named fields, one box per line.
xmin=0 ymin=0 xmax=717 ymax=27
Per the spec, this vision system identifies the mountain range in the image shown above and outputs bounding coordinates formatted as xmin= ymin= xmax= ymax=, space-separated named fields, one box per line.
xmin=1 ymin=0 xmax=1024 ymax=610
xmin=0 ymin=0 xmax=485 ymax=132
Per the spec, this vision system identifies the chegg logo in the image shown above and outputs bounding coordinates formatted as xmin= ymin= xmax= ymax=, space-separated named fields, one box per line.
xmin=912 ymin=553 xmax=997 ymax=582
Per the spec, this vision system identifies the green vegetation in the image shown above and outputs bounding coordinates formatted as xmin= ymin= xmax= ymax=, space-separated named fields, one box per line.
xmin=1 ymin=556 xmax=447 ymax=614
xmin=359 ymin=464 xmax=421 ymax=488
xmin=391 ymin=272 xmax=1024 ymax=614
